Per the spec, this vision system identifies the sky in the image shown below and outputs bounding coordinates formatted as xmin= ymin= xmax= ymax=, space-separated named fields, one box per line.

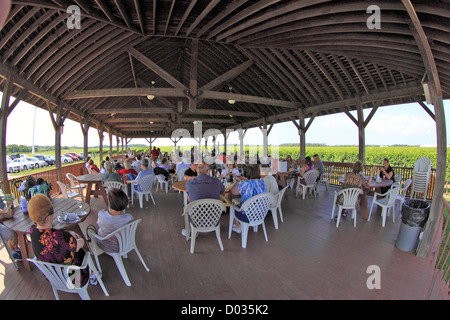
xmin=2 ymin=92 xmax=449 ymax=150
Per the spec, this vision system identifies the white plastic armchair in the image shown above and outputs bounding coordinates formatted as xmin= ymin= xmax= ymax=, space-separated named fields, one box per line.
xmin=27 ymin=252 xmax=108 ymax=300
xmin=66 ymin=173 xmax=86 ymax=201
xmin=56 ymin=181 xmax=79 ymax=199
xmin=394 ymin=179 xmax=412 ymax=212
xmin=131 ymin=174 xmax=155 ymax=207
xmin=264 ymin=175 xmax=279 ymax=195
xmin=269 ymin=187 xmax=287 ymax=229
xmin=331 ymin=188 xmax=362 ymax=227
xmin=228 ymin=193 xmax=274 ymax=248
xmin=87 ymin=219 xmax=149 ymax=287
xmin=369 ymin=185 xmax=401 ymax=227
xmin=319 ymin=165 xmax=334 ymax=193
xmin=296 ymin=170 xmax=320 ymax=199
xmin=155 ymin=174 xmax=169 ymax=193
xmin=185 ymin=199 xmax=226 ymax=253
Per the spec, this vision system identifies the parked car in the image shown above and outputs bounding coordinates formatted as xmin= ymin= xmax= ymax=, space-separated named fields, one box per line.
xmin=64 ymin=153 xmax=79 ymax=161
xmin=9 ymin=153 xmax=20 ymax=160
xmin=7 ymin=159 xmax=21 ymax=173
xmin=28 ymin=157 xmax=47 ymax=168
xmin=61 ymin=155 xmax=73 ymax=163
xmin=65 ymin=152 xmax=82 ymax=160
xmin=34 ymin=154 xmax=55 ymax=166
xmin=12 ymin=157 xmax=35 ymax=171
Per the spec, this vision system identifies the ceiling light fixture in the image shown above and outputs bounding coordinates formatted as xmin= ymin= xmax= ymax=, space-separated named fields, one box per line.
xmin=228 ymin=85 xmax=235 ymax=104
xmin=147 ymin=81 xmax=156 ymax=100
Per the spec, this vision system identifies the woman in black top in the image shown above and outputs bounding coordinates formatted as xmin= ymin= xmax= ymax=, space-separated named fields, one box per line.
xmin=379 ymin=158 xmax=394 ymax=194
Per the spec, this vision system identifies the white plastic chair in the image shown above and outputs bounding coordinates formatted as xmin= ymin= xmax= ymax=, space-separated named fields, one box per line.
xmin=368 ymin=185 xmax=401 ymax=227
xmin=66 ymin=173 xmax=86 ymax=201
xmin=56 ymin=181 xmax=79 ymax=199
xmin=228 ymin=193 xmax=274 ymax=248
xmin=131 ymin=174 xmax=155 ymax=208
xmin=331 ymin=188 xmax=362 ymax=227
xmin=264 ymin=175 xmax=279 ymax=195
xmin=411 ymin=157 xmax=431 ymax=200
xmin=104 ymin=181 xmax=129 ymax=208
xmin=0 ymin=232 xmax=18 ymax=270
xmin=319 ymin=165 xmax=334 ymax=193
xmin=103 ymin=181 xmax=126 ymax=193
xmin=185 ymin=199 xmax=226 ymax=253
xmin=87 ymin=219 xmax=149 ymax=287
xmin=394 ymin=179 xmax=412 ymax=213
xmin=27 ymin=252 xmax=108 ymax=300
xmin=296 ymin=170 xmax=320 ymax=199
xmin=269 ymin=187 xmax=287 ymax=229
xmin=155 ymin=174 xmax=168 ymax=193
xmin=393 ymin=173 xmax=402 ymax=184
xmin=177 ymin=168 xmax=188 ymax=182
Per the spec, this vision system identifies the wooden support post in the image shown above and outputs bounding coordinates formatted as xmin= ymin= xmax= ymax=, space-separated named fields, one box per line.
xmin=96 ymin=125 xmax=104 ymax=161
xmin=356 ymin=99 xmax=365 ymax=163
xmin=47 ymin=102 xmax=68 ymax=182
xmin=417 ymin=86 xmax=447 ymax=258
xmin=0 ymin=76 xmax=12 ymax=194
xmin=79 ymin=117 xmax=89 ymax=161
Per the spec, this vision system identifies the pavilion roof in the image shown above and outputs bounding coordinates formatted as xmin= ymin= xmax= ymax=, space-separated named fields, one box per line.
xmin=0 ymin=0 xmax=449 ymax=138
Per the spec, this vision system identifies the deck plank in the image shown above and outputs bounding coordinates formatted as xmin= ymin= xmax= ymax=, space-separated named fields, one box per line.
xmin=0 ymin=185 xmax=448 ymax=300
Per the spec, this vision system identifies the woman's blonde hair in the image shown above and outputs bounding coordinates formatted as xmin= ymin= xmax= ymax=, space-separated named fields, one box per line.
xmin=124 ymin=159 xmax=131 ymax=170
xmin=28 ymin=194 xmax=53 ymax=225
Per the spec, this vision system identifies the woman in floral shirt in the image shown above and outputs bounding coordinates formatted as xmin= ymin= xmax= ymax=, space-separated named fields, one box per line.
xmin=28 ymin=194 xmax=90 ymax=287
xmin=337 ymin=160 xmax=377 ymax=219
xmin=230 ymin=164 xmax=267 ymax=233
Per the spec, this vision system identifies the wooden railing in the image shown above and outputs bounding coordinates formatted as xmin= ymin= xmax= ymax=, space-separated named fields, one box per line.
xmin=323 ymin=161 xmax=436 ymax=200
xmin=6 ymin=162 xmax=87 ymax=199
xmin=427 ymin=198 xmax=450 ymax=293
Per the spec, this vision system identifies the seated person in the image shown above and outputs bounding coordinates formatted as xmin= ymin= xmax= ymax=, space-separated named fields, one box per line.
xmin=338 ymin=160 xmax=377 ymax=219
xmin=229 ymin=164 xmax=267 ymax=233
xmin=99 ymin=160 xmax=107 ymax=174
xmin=379 ymin=158 xmax=395 ymax=194
xmin=298 ymin=156 xmax=313 ymax=186
xmin=313 ymin=154 xmax=324 ymax=181
xmin=221 ymin=164 xmax=240 ymax=180
xmin=102 ymin=161 xmax=122 ymax=183
xmin=89 ymin=159 xmax=100 ymax=173
xmin=119 ymin=159 xmax=138 ymax=177
xmin=28 ymin=194 xmax=95 ymax=286
xmin=95 ymin=188 xmax=133 ymax=252
xmin=128 ymin=158 xmax=154 ymax=192
xmin=160 ymin=158 xmax=175 ymax=174
xmin=184 ymin=163 xmax=198 ymax=181
xmin=186 ymin=162 xmax=225 ymax=202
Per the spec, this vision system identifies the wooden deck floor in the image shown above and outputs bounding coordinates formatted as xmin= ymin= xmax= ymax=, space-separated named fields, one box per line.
xmin=0 ymin=184 xmax=448 ymax=301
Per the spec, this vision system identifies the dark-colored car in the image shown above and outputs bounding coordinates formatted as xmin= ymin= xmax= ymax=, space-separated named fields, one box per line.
xmin=9 ymin=153 xmax=20 ymax=160
xmin=34 ymin=154 xmax=55 ymax=166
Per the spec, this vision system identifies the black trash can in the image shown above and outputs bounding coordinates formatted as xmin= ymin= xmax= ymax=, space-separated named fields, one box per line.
xmin=396 ymin=199 xmax=430 ymax=252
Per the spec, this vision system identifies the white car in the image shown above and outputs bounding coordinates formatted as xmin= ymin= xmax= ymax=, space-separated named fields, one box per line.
xmin=28 ymin=157 xmax=47 ymax=168
xmin=12 ymin=157 xmax=35 ymax=171
xmin=61 ymin=155 xmax=74 ymax=163
xmin=7 ymin=159 xmax=21 ymax=173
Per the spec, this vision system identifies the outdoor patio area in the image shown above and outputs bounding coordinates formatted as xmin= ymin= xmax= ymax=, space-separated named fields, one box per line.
xmin=0 ymin=184 xmax=447 ymax=301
